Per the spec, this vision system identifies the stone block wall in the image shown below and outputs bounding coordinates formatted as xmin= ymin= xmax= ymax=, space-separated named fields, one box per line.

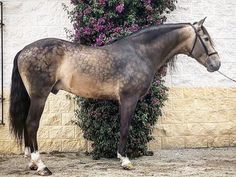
xmin=149 ymin=88 xmax=236 ymax=151
xmin=0 ymin=0 xmax=236 ymax=154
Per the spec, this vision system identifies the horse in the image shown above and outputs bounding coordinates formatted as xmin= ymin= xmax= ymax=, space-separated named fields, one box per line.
xmin=9 ymin=18 xmax=220 ymax=176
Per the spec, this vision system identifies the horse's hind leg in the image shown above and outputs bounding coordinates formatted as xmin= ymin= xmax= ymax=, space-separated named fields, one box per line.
xmin=25 ymin=96 xmax=52 ymax=176
xmin=117 ymin=95 xmax=138 ymax=170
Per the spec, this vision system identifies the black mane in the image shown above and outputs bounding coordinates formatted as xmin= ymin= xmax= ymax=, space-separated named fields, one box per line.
xmin=109 ymin=23 xmax=191 ymax=44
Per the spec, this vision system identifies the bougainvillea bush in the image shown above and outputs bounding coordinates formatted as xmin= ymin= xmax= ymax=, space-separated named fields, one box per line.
xmin=76 ymin=75 xmax=168 ymax=159
xmin=65 ymin=0 xmax=177 ymax=159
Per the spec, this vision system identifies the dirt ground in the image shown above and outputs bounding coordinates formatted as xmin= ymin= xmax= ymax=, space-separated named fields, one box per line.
xmin=0 ymin=147 xmax=235 ymax=177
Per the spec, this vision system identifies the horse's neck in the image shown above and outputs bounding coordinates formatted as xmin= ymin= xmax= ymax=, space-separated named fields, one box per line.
xmin=138 ymin=25 xmax=193 ymax=71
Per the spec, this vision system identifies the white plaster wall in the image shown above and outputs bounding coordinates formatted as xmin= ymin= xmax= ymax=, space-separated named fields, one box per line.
xmin=1 ymin=0 xmax=236 ymax=88
xmin=1 ymin=0 xmax=72 ymax=88
xmin=165 ymin=0 xmax=236 ymax=87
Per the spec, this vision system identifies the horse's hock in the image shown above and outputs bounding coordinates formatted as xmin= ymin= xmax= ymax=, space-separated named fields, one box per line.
xmin=0 ymin=0 xmax=236 ymax=154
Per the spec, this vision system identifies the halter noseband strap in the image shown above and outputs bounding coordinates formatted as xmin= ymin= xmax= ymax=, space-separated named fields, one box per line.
xmin=189 ymin=24 xmax=218 ymax=57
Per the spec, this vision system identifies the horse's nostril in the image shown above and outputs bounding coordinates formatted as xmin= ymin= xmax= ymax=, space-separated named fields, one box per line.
xmin=208 ymin=60 xmax=220 ymax=71
xmin=207 ymin=59 xmax=220 ymax=69
xmin=208 ymin=63 xmax=214 ymax=69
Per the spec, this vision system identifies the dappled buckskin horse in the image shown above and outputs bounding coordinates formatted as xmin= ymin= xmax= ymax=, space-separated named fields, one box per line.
xmin=9 ymin=18 xmax=220 ymax=175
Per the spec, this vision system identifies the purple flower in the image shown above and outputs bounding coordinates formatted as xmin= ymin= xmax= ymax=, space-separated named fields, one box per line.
xmin=96 ymin=38 xmax=102 ymax=45
xmin=94 ymin=24 xmax=105 ymax=32
xmin=108 ymin=37 xmax=113 ymax=43
xmin=116 ymin=4 xmax=124 ymax=13
xmin=96 ymin=33 xmax=106 ymax=46
xmin=75 ymin=29 xmax=81 ymax=41
xmin=93 ymin=18 xmax=106 ymax=32
xmin=82 ymin=27 xmax=92 ymax=35
xmin=113 ymin=27 xmax=122 ymax=33
xmin=152 ymin=98 xmax=160 ymax=106
xmin=147 ymin=15 xmax=153 ymax=22
xmin=97 ymin=18 xmax=105 ymax=25
xmin=83 ymin=7 xmax=92 ymax=15
xmin=130 ymin=24 xmax=140 ymax=32
xmin=106 ymin=22 xmax=114 ymax=30
xmin=155 ymin=79 xmax=161 ymax=85
xmin=89 ymin=18 xmax=96 ymax=25
xmin=145 ymin=5 xmax=153 ymax=12
xmin=143 ymin=0 xmax=152 ymax=4
xmin=98 ymin=0 xmax=106 ymax=5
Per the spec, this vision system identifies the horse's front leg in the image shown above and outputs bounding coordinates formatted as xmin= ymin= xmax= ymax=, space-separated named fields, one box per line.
xmin=117 ymin=95 xmax=138 ymax=170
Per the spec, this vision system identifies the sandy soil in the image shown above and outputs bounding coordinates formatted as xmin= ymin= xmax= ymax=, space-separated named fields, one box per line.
xmin=0 ymin=147 xmax=235 ymax=177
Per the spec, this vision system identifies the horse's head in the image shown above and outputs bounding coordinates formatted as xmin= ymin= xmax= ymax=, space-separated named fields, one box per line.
xmin=188 ymin=17 xmax=220 ymax=72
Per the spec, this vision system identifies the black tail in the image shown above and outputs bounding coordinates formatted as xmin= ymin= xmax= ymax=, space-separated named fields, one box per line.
xmin=9 ymin=50 xmax=30 ymax=145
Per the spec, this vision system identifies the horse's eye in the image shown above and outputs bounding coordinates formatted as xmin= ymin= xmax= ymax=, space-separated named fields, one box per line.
xmin=204 ymin=37 xmax=209 ymax=41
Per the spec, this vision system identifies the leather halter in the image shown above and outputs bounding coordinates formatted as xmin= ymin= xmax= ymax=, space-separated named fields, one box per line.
xmin=189 ymin=24 xmax=218 ymax=58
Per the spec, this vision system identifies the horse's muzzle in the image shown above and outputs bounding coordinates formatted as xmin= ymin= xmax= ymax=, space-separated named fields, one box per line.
xmin=206 ymin=57 xmax=221 ymax=72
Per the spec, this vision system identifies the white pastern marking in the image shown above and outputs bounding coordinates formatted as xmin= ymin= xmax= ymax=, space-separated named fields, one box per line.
xmin=24 ymin=147 xmax=31 ymax=157
xmin=31 ymin=151 xmax=46 ymax=171
xmin=117 ymin=152 xmax=132 ymax=166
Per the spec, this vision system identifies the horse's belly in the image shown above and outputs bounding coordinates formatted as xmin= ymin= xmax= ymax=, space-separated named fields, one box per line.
xmin=67 ymin=74 xmax=119 ymax=100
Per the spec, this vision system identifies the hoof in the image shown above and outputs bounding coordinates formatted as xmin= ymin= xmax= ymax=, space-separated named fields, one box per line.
xmin=122 ymin=163 xmax=135 ymax=170
xmin=37 ymin=167 xmax=52 ymax=176
xmin=29 ymin=163 xmax=38 ymax=171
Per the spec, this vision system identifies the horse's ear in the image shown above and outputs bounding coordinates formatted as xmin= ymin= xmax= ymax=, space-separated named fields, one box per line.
xmin=198 ymin=17 xmax=207 ymax=26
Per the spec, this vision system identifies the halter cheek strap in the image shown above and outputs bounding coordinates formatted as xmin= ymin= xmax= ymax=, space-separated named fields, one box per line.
xmin=189 ymin=24 xmax=218 ymax=58
xmin=189 ymin=32 xmax=198 ymax=56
